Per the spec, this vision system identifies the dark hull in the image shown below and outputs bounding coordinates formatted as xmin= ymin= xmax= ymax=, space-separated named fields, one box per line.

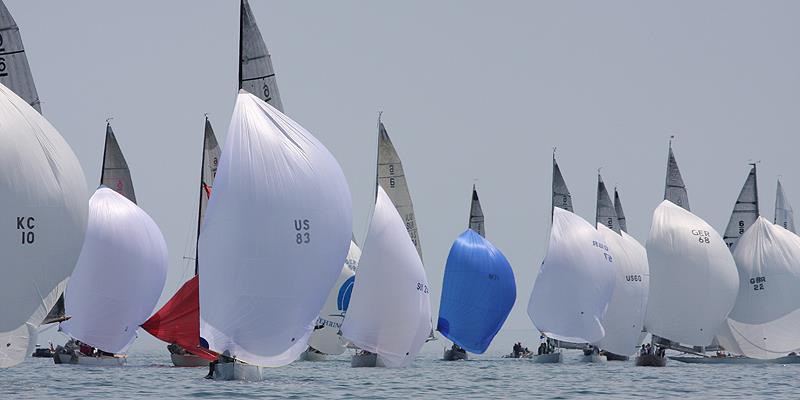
xmin=635 ymin=354 xmax=667 ymax=367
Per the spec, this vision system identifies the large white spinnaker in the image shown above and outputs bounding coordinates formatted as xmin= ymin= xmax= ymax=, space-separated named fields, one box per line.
xmin=0 ymin=1 xmax=41 ymax=112
xmin=341 ymin=187 xmax=432 ymax=368
xmin=0 ymin=83 xmax=88 ymax=367
xmin=528 ymin=207 xmax=616 ymax=344
xmin=199 ymin=91 xmax=352 ymax=367
xmin=59 ymin=188 xmax=167 ymax=353
xmin=644 ymin=200 xmax=739 ymax=347
xmin=723 ymin=165 xmax=759 ymax=251
xmin=774 ymin=179 xmax=795 ymax=233
xmin=724 ymin=218 xmax=800 ymax=359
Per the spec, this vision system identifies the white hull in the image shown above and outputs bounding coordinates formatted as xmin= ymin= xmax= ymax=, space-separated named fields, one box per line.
xmin=532 ymin=352 xmax=562 ymax=364
xmin=351 ymin=353 xmax=387 ymax=368
xmin=579 ymin=353 xmax=607 ymax=363
xmin=171 ymin=353 xmax=210 ymax=367
xmin=54 ymin=353 xmax=126 ymax=366
xmin=670 ymin=355 xmax=800 ymax=365
xmin=213 ymin=362 xmax=265 ymax=381
xmin=442 ymin=349 xmax=468 ymax=361
xmin=298 ymin=350 xmax=327 ymax=362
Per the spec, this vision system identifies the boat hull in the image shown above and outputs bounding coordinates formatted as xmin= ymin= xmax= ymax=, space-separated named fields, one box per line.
xmin=532 ymin=352 xmax=562 ymax=364
xmin=54 ymin=353 xmax=126 ymax=366
xmin=442 ymin=349 xmax=468 ymax=361
xmin=351 ymin=353 xmax=387 ymax=368
xmin=298 ymin=350 xmax=327 ymax=362
xmin=635 ymin=354 xmax=667 ymax=367
xmin=670 ymin=355 xmax=800 ymax=364
xmin=579 ymin=353 xmax=607 ymax=363
xmin=171 ymin=353 xmax=210 ymax=367
xmin=213 ymin=362 xmax=265 ymax=381
xmin=603 ymin=352 xmax=629 ymax=361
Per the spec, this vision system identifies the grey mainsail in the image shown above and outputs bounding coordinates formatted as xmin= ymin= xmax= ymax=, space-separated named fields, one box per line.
xmin=101 ymin=123 xmax=137 ymax=203
xmin=0 ymin=1 xmax=40 ymax=113
xmin=469 ymin=184 xmax=485 ymax=237
xmin=596 ymin=174 xmax=620 ymax=234
xmin=614 ymin=188 xmax=628 ymax=232
xmin=195 ymin=117 xmax=221 ymax=274
xmin=775 ymin=179 xmax=796 ymax=233
xmin=552 ymin=156 xmax=573 ymax=213
xmin=239 ymin=0 xmax=283 ymax=112
xmin=376 ymin=117 xmax=423 ymax=261
xmin=723 ymin=164 xmax=759 ymax=250
xmin=664 ymin=143 xmax=690 ymax=211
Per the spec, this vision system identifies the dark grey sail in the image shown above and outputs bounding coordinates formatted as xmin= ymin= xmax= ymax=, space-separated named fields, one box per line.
xmin=775 ymin=179 xmax=796 ymax=233
xmin=376 ymin=117 xmax=423 ymax=261
xmin=469 ymin=184 xmax=485 ymax=237
xmin=101 ymin=123 xmax=137 ymax=203
xmin=664 ymin=143 xmax=690 ymax=211
xmin=596 ymin=174 xmax=620 ymax=234
xmin=239 ymin=0 xmax=283 ymax=111
xmin=195 ymin=117 xmax=221 ymax=274
xmin=614 ymin=188 xmax=628 ymax=232
xmin=552 ymin=156 xmax=573 ymax=213
xmin=723 ymin=164 xmax=759 ymax=251
xmin=0 ymin=1 xmax=40 ymax=113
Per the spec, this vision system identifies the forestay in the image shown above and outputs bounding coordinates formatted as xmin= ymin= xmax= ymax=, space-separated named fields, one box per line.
xmin=468 ymin=185 xmax=485 ymax=237
xmin=199 ymin=91 xmax=352 ymax=367
xmin=437 ymin=230 xmax=515 ymax=354
xmin=341 ymin=187 xmax=432 ymax=368
xmin=664 ymin=145 xmax=690 ymax=211
xmin=101 ymin=123 xmax=137 ymax=203
xmin=614 ymin=188 xmax=628 ymax=232
xmin=726 ymin=218 xmax=800 ymax=359
xmin=774 ymin=179 xmax=795 ymax=233
xmin=308 ymin=250 xmax=358 ymax=355
xmin=0 ymin=1 xmax=40 ymax=112
xmin=595 ymin=225 xmax=649 ymax=356
xmin=239 ymin=0 xmax=283 ymax=111
xmin=528 ymin=207 xmax=616 ymax=344
xmin=723 ymin=165 xmax=759 ymax=251
xmin=596 ymin=174 xmax=620 ymax=234
xmin=644 ymin=200 xmax=738 ymax=346
xmin=0 ymin=83 xmax=87 ymax=368
xmin=377 ymin=119 xmax=423 ymax=261
xmin=552 ymin=157 xmax=573 ymax=213
xmin=60 ymin=188 xmax=167 ymax=354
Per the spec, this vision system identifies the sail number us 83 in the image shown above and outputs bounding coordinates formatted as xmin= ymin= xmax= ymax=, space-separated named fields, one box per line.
xmin=294 ymin=219 xmax=311 ymax=245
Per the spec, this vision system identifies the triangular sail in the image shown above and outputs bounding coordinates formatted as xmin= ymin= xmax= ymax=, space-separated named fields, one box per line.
xmin=614 ymin=188 xmax=628 ymax=233
xmin=775 ymin=179 xmax=795 ymax=233
xmin=376 ymin=118 xmax=423 ymax=261
xmin=195 ymin=117 xmax=220 ymax=274
xmin=723 ymin=164 xmax=759 ymax=251
xmin=468 ymin=185 xmax=485 ymax=237
xmin=101 ymin=123 xmax=137 ymax=203
xmin=664 ymin=144 xmax=690 ymax=211
xmin=239 ymin=0 xmax=283 ymax=111
xmin=552 ymin=157 xmax=573 ymax=213
xmin=596 ymin=174 xmax=620 ymax=234
xmin=0 ymin=1 xmax=41 ymax=112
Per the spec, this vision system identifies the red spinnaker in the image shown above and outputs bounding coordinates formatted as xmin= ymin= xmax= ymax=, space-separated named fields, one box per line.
xmin=141 ymin=276 xmax=217 ymax=361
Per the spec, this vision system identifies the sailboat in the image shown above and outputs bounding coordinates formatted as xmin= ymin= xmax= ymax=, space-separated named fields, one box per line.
xmin=141 ymin=117 xmax=220 ymax=368
xmin=0 ymin=83 xmax=88 ymax=368
xmin=438 ymin=186 xmax=515 ymax=361
xmin=593 ymin=175 xmax=649 ymax=362
xmin=55 ymin=124 xmax=168 ymax=366
xmin=774 ymin=179 xmax=795 ymax=233
xmin=637 ymin=143 xmax=739 ymax=367
xmin=528 ymin=156 xmax=616 ymax=363
xmin=200 ymin=91 xmax=352 ymax=380
xmin=341 ymin=187 xmax=432 ymax=368
xmin=0 ymin=0 xmax=41 ymax=113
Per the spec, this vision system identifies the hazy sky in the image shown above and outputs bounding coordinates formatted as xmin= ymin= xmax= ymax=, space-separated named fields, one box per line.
xmin=18 ymin=1 xmax=800 ymax=353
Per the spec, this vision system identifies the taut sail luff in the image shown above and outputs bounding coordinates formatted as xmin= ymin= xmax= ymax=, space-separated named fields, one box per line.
xmin=239 ymin=0 xmax=283 ymax=112
xmin=551 ymin=156 xmax=573 ymax=214
xmin=664 ymin=142 xmax=690 ymax=211
xmin=469 ymin=185 xmax=485 ymax=237
xmin=774 ymin=179 xmax=795 ymax=233
xmin=0 ymin=1 xmax=41 ymax=113
xmin=723 ymin=164 xmax=759 ymax=251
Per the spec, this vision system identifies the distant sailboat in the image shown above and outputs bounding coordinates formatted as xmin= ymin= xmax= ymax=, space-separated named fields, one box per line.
xmin=723 ymin=164 xmax=759 ymax=251
xmin=239 ymin=0 xmax=283 ymax=111
xmin=0 ymin=1 xmax=41 ymax=113
xmin=468 ymin=185 xmax=485 ymax=237
xmin=0 ymin=83 xmax=88 ymax=368
xmin=438 ymin=186 xmax=515 ymax=361
xmin=200 ymin=91 xmax=352 ymax=380
xmin=341 ymin=187 xmax=432 ymax=368
xmin=774 ymin=179 xmax=795 ymax=233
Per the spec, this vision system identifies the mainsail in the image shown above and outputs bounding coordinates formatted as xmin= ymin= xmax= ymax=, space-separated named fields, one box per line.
xmin=644 ymin=201 xmax=739 ymax=346
xmin=376 ymin=118 xmax=423 ymax=260
xmin=199 ymin=91 xmax=352 ymax=367
xmin=552 ymin=156 xmax=573 ymax=213
xmin=774 ymin=179 xmax=795 ymax=233
xmin=596 ymin=174 xmax=620 ymax=234
xmin=469 ymin=185 xmax=485 ymax=237
xmin=664 ymin=143 xmax=690 ymax=211
xmin=239 ymin=0 xmax=283 ymax=111
xmin=0 ymin=1 xmax=41 ymax=112
xmin=614 ymin=188 xmax=628 ymax=232
xmin=0 ymin=83 xmax=88 ymax=368
xmin=341 ymin=187 xmax=432 ymax=368
xmin=723 ymin=164 xmax=759 ymax=251
xmin=101 ymin=123 xmax=137 ymax=203
xmin=528 ymin=207 xmax=616 ymax=344
xmin=437 ymin=230 xmax=515 ymax=354
xmin=59 ymin=188 xmax=168 ymax=353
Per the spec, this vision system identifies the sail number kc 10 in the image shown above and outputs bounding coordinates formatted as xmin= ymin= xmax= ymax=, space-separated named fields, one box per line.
xmin=294 ymin=219 xmax=310 ymax=244
xmin=17 ymin=216 xmax=35 ymax=244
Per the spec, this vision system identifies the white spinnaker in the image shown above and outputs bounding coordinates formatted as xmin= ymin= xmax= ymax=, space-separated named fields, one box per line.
xmin=774 ymin=180 xmax=795 ymax=233
xmin=0 ymin=1 xmax=41 ymax=112
xmin=341 ymin=187 xmax=432 ymax=368
xmin=724 ymin=218 xmax=800 ymax=359
xmin=344 ymin=240 xmax=361 ymax=272
xmin=723 ymin=165 xmax=758 ymax=251
xmin=644 ymin=200 xmax=739 ymax=346
xmin=308 ymin=262 xmax=356 ymax=355
xmin=594 ymin=225 xmax=649 ymax=356
xmin=199 ymin=91 xmax=352 ymax=367
xmin=239 ymin=0 xmax=283 ymax=111
xmin=528 ymin=207 xmax=616 ymax=344
xmin=0 ymin=83 xmax=87 ymax=368
xmin=59 ymin=188 xmax=167 ymax=354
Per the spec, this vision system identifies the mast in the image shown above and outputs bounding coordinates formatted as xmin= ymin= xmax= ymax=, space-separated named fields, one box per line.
xmin=238 ymin=0 xmax=244 ymax=89
xmin=100 ymin=121 xmax=111 ymax=184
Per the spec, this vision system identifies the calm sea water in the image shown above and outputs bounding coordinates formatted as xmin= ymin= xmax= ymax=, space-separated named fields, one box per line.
xmin=3 ymin=346 xmax=800 ymax=399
